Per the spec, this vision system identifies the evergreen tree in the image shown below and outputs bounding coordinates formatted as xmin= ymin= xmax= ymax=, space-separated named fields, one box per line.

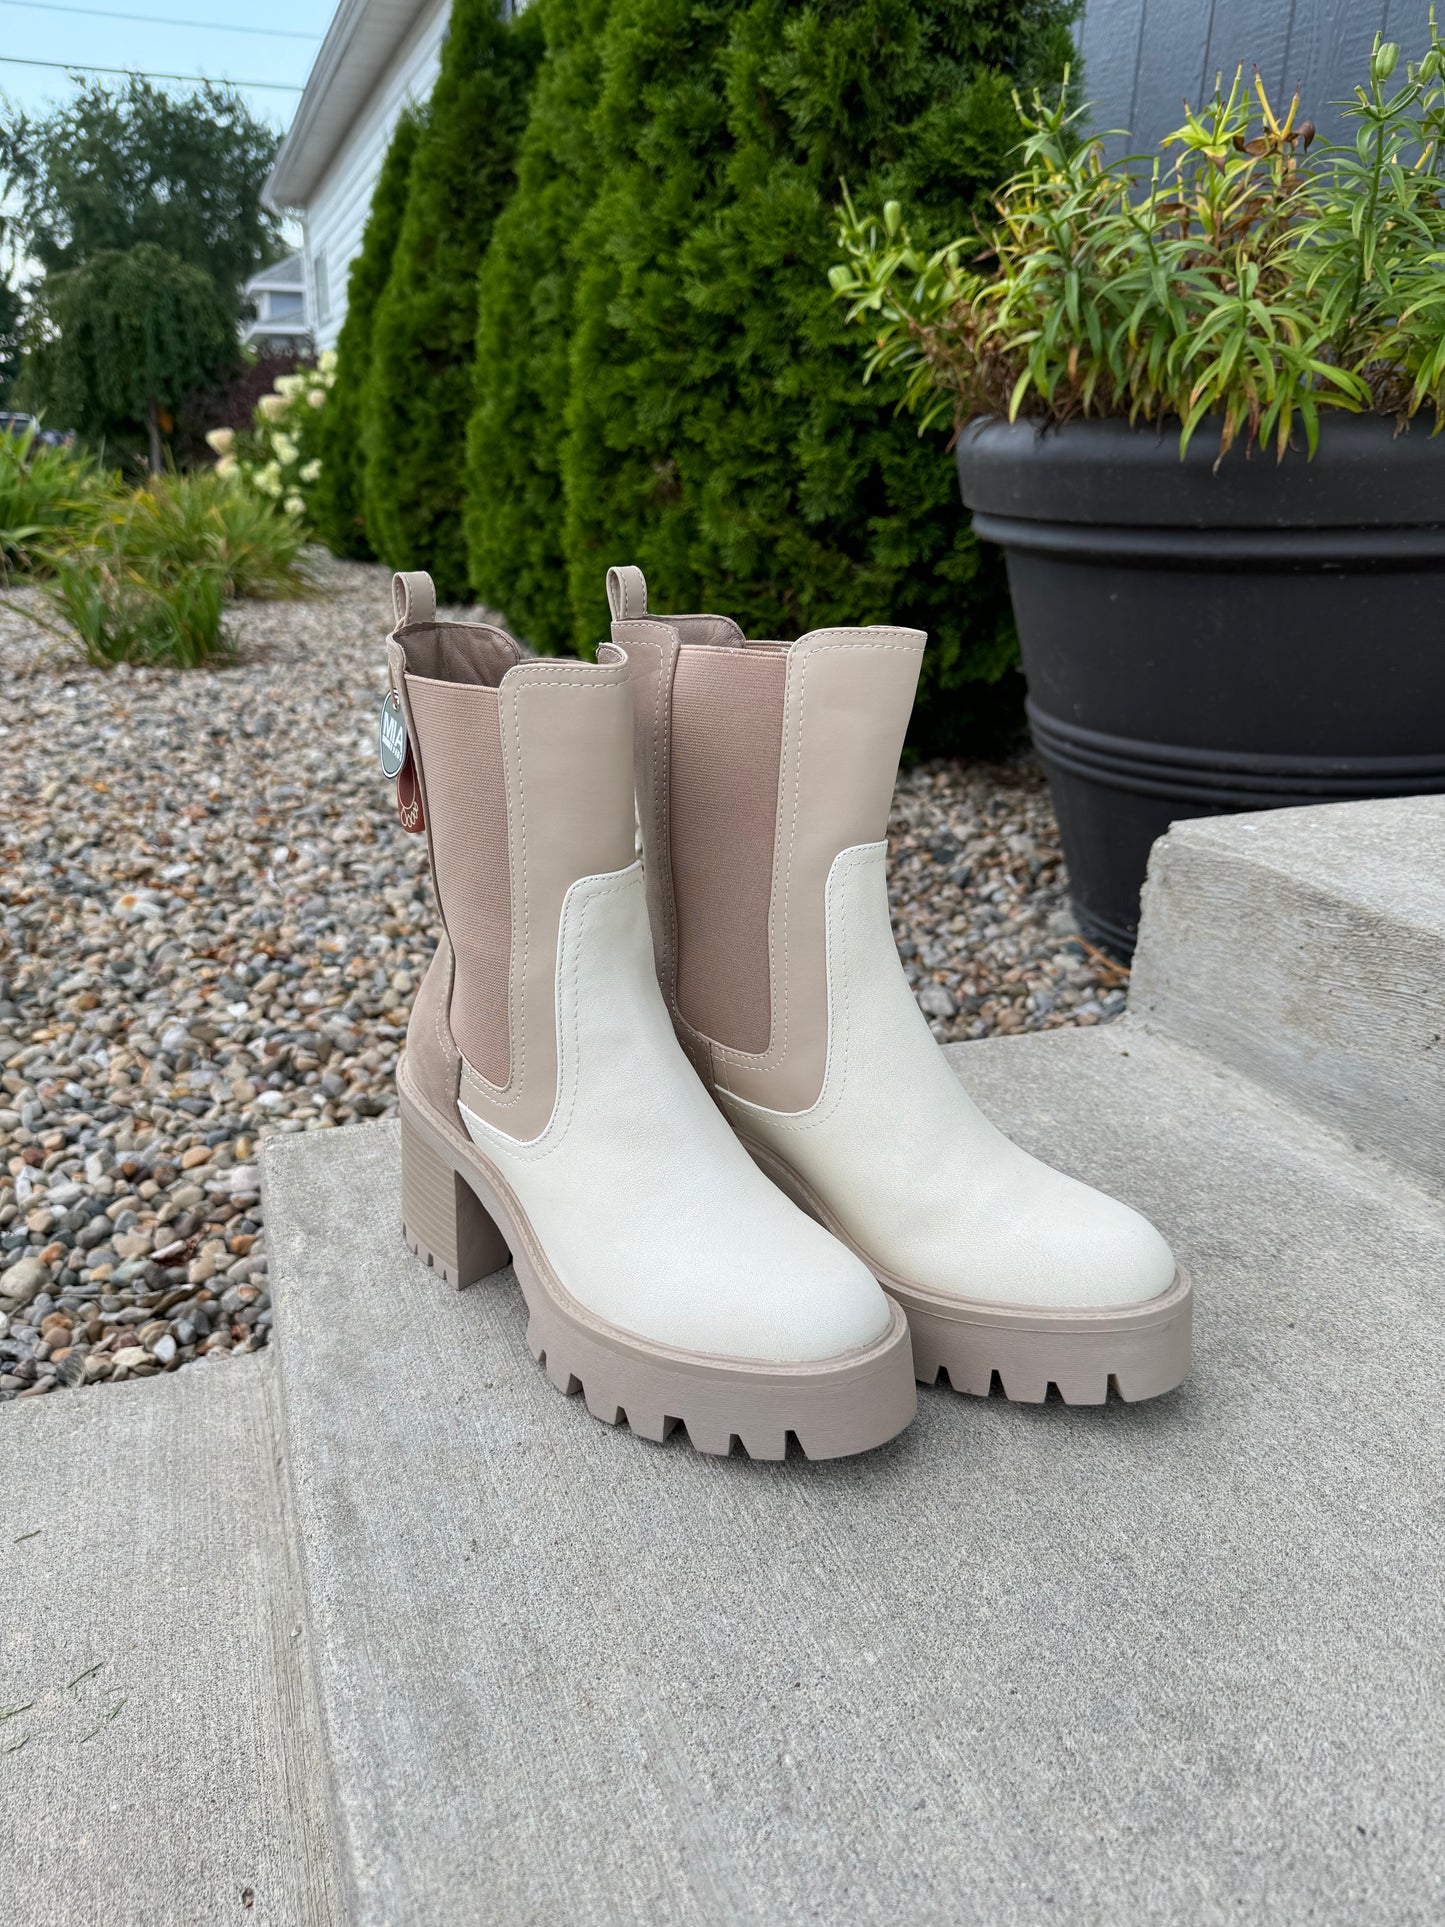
xmin=560 ymin=0 xmax=1073 ymax=746
xmin=311 ymin=107 xmax=423 ymax=560
xmin=361 ymin=0 xmax=544 ymax=597
xmin=23 ymin=243 xmax=236 ymax=468
xmin=464 ymin=0 xmax=611 ymax=652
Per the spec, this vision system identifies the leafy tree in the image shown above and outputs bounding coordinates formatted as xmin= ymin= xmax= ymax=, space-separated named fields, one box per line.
xmin=0 ymin=280 xmax=20 ymax=404
xmin=558 ymin=0 xmax=1074 ymax=748
xmin=464 ymin=0 xmax=610 ymax=650
xmin=12 ymin=77 xmax=282 ymax=321
xmin=0 ymin=104 xmax=24 ymax=402
xmin=23 ymin=243 xmax=237 ymax=469
xmin=361 ymin=0 xmax=545 ymax=596
xmin=310 ymin=107 xmax=423 ymax=560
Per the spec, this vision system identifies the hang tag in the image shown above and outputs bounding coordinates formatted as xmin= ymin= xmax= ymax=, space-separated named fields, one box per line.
xmin=379 ymin=687 xmax=426 ymax=833
xmin=396 ymin=755 xmax=425 ymax=834
xmin=378 ymin=689 xmax=408 ymax=779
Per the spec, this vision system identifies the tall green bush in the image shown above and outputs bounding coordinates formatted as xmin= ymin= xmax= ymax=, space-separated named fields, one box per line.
xmin=311 ymin=107 xmax=422 ymax=559
xmin=23 ymin=242 xmax=237 ymax=470
xmin=559 ymin=0 xmax=1073 ymax=747
xmin=361 ymin=0 xmax=544 ymax=597
xmin=465 ymin=0 xmax=611 ymax=651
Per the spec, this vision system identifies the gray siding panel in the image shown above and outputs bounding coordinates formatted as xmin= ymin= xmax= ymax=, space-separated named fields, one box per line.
xmin=1081 ymin=0 xmax=1439 ymax=150
xmin=1071 ymin=0 xmax=1145 ymax=132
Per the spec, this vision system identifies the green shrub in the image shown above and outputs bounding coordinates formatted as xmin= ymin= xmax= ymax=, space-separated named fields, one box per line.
xmin=831 ymin=28 xmax=1445 ymax=459
xmin=360 ymin=0 xmax=545 ymax=597
xmin=312 ymin=108 xmax=423 ymax=560
xmin=19 ymin=537 xmax=229 ymax=668
xmin=0 ymin=421 xmax=111 ymax=578
xmin=464 ymin=0 xmax=611 ymax=651
xmin=115 ymin=470 xmax=317 ymax=600
xmin=21 ymin=242 xmax=239 ymax=472
xmin=556 ymin=0 xmax=1073 ymax=748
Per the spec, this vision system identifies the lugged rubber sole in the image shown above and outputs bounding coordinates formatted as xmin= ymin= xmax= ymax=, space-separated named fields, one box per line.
xmin=396 ymin=1061 xmax=917 ymax=1460
xmin=738 ymin=1134 xmax=1193 ymax=1406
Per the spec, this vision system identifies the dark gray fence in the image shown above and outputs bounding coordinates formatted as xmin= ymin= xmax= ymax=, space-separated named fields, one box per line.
xmin=1077 ymin=0 xmax=1438 ymax=152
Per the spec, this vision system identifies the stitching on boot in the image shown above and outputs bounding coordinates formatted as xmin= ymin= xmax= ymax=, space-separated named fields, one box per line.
xmin=460 ymin=867 xmax=638 ymax=1158
xmin=719 ymin=843 xmax=879 ymax=1132
xmin=708 ymin=638 xmax=922 ymax=1074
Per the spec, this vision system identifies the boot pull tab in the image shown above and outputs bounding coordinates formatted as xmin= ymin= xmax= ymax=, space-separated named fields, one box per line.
xmin=391 ymin=569 xmax=436 ymax=632
xmin=380 ymin=638 xmax=427 ymax=837
xmin=605 ymin=565 xmax=647 ymax=623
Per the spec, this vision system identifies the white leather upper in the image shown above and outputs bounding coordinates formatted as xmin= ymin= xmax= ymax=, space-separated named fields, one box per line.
xmin=459 ymin=861 xmax=892 ymax=1362
xmin=720 ymin=844 xmax=1177 ymax=1310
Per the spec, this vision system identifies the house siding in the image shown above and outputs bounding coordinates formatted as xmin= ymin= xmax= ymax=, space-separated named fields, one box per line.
xmin=1079 ymin=0 xmax=1435 ymax=151
xmin=299 ymin=0 xmax=451 ymax=351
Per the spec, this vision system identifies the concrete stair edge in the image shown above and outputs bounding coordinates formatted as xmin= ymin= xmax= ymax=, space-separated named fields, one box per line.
xmin=1 ymin=1352 xmax=341 ymax=1926
xmin=1128 ymin=795 xmax=1445 ymax=1199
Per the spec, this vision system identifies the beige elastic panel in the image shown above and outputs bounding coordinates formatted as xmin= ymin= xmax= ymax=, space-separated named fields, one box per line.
xmin=669 ymin=646 xmax=786 ymax=1054
xmin=404 ymin=675 xmax=512 ymax=1086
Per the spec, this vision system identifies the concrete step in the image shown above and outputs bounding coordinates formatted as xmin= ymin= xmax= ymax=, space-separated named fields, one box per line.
xmin=263 ymin=1021 xmax=1445 ymax=1925
xmin=1131 ymin=795 xmax=1445 ymax=1198
xmin=0 ymin=1352 xmax=339 ymax=1926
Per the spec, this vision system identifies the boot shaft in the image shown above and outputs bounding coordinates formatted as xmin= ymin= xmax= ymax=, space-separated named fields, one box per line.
xmin=600 ymin=566 xmax=925 ymax=1110
xmin=387 ymin=571 xmax=635 ymax=1140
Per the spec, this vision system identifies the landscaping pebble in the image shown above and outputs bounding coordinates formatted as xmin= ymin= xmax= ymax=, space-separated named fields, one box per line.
xmin=0 ymin=557 xmax=1125 ymax=1405
xmin=888 ymin=757 xmax=1131 ymax=1045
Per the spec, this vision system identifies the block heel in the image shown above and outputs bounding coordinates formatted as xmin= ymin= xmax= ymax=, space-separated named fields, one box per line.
xmin=400 ymin=1106 xmax=511 ymax=1288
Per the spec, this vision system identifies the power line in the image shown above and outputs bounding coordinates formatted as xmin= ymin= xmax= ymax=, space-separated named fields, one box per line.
xmin=0 ymin=54 xmax=302 ymax=91
xmin=0 ymin=0 xmax=319 ymax=39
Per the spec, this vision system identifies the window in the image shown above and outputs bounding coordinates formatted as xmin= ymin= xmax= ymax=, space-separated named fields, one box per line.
xmin=313 ymin=249 xmax=331 ymax=325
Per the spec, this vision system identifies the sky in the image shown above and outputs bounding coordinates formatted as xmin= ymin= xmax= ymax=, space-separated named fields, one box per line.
xmin=0 ymin=0 xmax=337 ymax=138
xmin=0 ymin=0 xmax=340 ymax=258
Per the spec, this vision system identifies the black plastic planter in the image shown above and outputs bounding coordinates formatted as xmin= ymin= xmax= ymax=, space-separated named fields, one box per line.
xmin=957 ymin=414 xmax=1445 ymax=958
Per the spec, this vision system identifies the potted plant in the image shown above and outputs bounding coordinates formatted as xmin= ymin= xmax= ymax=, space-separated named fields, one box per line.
xmin=831 ymin=28 xmax=1445 ymax=958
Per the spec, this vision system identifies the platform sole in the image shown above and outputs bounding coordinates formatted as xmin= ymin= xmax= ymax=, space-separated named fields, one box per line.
xmin=738 ymin=1135 xmax=1192 ymax=1405
xmin=396 ymin=1063 xmax=917 ymax=1459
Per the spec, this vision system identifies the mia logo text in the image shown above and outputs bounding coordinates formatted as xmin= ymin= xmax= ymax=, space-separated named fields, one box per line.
xmin=378 ymin=690 xmax=408 ymax=779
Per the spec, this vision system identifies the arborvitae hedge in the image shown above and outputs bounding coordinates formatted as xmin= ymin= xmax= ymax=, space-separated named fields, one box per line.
xmin=360 ymin=0 xmax=543 ymax=597
xmin=559 ymin=0 xmax=1073 ymax=748
xmin=311 ymin=106 xmax=422 ymax=560
xmin=464 ymin=0 xmax=610 ymax=654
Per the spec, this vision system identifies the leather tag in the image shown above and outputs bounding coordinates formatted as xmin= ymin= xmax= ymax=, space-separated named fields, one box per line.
xmin=380 ymin=686 xmax=425 ymax=833
xmin=396 ymin=750 xmax=425 ymax=834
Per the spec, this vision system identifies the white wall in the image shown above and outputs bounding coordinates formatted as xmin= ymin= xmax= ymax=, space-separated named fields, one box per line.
xmin=299 ymin=0 xmax=451 ymax=352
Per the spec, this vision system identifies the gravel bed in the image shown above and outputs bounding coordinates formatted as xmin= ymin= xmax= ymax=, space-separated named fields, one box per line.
xmin=0 ymin=557 xmax=1124 ymax=1406
xmin=888 ymin=758 xmax=1129 ymax=1043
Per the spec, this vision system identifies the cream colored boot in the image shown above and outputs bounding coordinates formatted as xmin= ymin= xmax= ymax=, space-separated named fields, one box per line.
xmin=602 ymin=565 xmax=1192 ymax=1404
xmin=385 ymin=572 xmax=915 ymax=1457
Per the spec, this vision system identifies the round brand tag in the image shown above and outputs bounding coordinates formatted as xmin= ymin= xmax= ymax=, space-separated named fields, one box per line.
xmin=378 ymin=689 xmax=408 ymax=780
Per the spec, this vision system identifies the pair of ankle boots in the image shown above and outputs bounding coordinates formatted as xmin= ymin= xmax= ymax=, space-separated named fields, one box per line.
xmin=387 ymin=565 xmax=1192 ymax=1460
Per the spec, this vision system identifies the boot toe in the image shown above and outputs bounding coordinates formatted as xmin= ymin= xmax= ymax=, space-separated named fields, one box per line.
xmin=957 ymin=1171 xmax=1178 ymax=1310
xmin=604 ymin=1226 xmax=895 ymax=1365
